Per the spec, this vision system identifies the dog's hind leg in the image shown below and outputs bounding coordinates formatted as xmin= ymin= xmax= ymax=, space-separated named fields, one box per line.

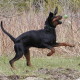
xmin=24 ymin=49 xmax=31 ymax=66
xmin=9 ymin=43 xmax=24 ymax=69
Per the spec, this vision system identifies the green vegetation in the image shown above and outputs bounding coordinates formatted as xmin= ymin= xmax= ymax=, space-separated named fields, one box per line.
xmin=0 ymin=55 xmax=80 ymax=76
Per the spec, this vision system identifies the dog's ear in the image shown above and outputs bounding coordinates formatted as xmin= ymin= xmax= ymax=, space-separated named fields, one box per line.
xmin=53 ymin=7 xmax=58 ymax=15
xmin=49 ymin=12 xmax=53 ymax=17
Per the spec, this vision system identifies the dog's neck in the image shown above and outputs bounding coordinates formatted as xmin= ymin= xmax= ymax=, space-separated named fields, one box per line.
xmin=44 ymin=25 xmax=56 ymax=33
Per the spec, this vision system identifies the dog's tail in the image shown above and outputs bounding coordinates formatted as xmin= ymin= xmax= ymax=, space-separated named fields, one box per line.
xmin=0 ymin=21 xmax=16 ymax=43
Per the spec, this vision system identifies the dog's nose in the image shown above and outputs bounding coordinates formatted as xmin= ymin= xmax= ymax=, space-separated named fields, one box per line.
xmin=58 ymin=15 xmax=62 ymax=19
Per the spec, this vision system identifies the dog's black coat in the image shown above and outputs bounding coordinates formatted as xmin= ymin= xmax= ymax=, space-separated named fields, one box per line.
xmin=16 ymin=28 xmax=56 ymax=48
xmin=0 ymin=7 xmax=63 ymax=68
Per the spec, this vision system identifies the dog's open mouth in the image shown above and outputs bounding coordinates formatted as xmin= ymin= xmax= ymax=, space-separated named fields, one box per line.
xmin=58 ymin=16 xmax=62 ymax=24
xmin=58 ymin=20 xmax=62 ymax=24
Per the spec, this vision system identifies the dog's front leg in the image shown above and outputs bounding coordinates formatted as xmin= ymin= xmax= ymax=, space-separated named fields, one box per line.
xmin=47 ymin=48 xmax=55 ymax=56
xmin=54 ymin=43 xmax=75 ymax=47
xmin=43 ymin=43 xmax=55 ymax=56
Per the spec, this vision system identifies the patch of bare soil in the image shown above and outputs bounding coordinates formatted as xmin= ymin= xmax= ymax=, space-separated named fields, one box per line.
xmin=0 ymin=68 xmax=80 ymax=80
xmin=35 ymin=68 xmax=80 ymax=80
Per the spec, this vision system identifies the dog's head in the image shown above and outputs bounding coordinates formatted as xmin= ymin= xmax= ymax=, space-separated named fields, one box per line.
xmin=45 ymin=7 xmax=62 ymax=28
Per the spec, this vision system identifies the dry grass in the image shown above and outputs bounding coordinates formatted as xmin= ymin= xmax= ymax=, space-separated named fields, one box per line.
xmin=0 ymin=0 xmax=80 ymax=57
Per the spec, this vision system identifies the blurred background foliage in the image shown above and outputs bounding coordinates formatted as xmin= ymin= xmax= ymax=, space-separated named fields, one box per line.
xmin=0 ymin=0 xmax=80 ymax=56
xmin=0 ymin=0 xmax=80 ymax=13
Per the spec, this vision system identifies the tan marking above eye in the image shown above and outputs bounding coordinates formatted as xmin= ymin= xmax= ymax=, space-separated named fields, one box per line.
xmin=52 ymin=17 xmax=59 ymax=22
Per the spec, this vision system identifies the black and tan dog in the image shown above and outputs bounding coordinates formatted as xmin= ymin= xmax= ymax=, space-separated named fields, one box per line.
xmin=0 ymin=7 xmax=74 ymax=68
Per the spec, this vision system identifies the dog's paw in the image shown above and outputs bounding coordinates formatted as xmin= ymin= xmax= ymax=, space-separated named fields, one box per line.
xmin=69 ymin=44 xmax=75 ymax=47
xmin=27 ymin=63 xmax=32 ymax=67
xmin=47 ymin=52 xmax=53 ymax=56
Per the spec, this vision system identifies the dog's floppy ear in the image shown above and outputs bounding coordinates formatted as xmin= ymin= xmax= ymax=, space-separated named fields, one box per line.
xmin=49 ymin=12 xmax=53 ymax=17
xmin=53 ymin=7 xmax=58 ymax=15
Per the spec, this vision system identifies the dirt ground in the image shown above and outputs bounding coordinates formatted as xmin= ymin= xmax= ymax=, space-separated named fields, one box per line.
xmin=35 ymin=68 xmax=80 ymax=80
xmin=0 ymin=68 xmax=80 ymax=80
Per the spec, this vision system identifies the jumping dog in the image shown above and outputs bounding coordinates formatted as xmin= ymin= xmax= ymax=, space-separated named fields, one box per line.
xmin=0 ymin=7 xmax=74 ymax=68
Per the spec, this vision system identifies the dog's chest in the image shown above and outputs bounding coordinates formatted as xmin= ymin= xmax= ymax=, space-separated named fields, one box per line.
xmin=40 ymin=32 xmax=56 ymax=43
